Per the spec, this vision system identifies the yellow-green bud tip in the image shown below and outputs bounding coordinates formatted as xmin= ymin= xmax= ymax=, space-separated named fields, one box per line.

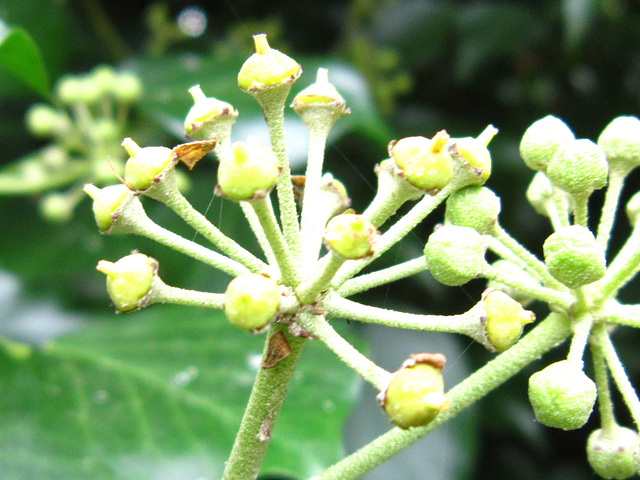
xmin=97 ymin=253 xmax=157 ymax=313
xmin=121 ymin=137 xmax=142 ymax=157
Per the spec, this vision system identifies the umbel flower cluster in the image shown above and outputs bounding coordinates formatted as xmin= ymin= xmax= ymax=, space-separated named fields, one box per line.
xmin=85 ymin=34 xmax=640 ymax=479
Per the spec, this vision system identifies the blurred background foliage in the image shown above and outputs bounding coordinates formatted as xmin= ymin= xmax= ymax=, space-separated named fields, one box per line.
xmin=1 ymin=0 xmax=640 ymax=479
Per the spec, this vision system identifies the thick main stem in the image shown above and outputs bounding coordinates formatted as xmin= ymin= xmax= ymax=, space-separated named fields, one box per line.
xmin=221 ymin=327 xmax=306 ymax=480
xmin=309 ymin=313 xmax=572 ymax=480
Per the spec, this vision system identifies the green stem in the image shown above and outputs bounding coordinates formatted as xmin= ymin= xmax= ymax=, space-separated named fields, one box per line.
xmin=552 ymin=187 xmax=571 ymax=228
xmin=250 ymin=198 xmax=299 ymax=285
xmin=151 ymin=280 xmax=225 ymax=309
xmin=221 ymin=326 xmax=307 ymax=480
xmin=146 ymin=171 xmax=267 ymax=272
xmin=590 ymin=324 xmax=617 ymax=434
xmin=296 ymin=252 xmax=345 ymax=304
xmin=296 ymin=312 xmax=391 ymax=390
xmin=309 ymin=312 xmax=572 ymax=480
xmin=596 ymin=163 xmax=631 ymax=256
xmin=566 ymin=312 xmax=594 ymax=365
xmin=595 ymin=325 xmax=640 ymax=428
xmin=337 ymin=256 xmax=428 ymax=298
xmin=597 ymin=303 xmax=640 ymax=328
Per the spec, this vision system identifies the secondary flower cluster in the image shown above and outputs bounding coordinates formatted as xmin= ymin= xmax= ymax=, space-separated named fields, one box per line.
xmin=85 ymin=34 xmax=640 ymax=478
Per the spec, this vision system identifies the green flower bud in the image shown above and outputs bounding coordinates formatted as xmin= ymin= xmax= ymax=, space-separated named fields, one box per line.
xmin=324 ymin=213 xmax=378 ymax=259
xmin=626 ymin=190 xmax=640 ymax=227
xmin=450 ymin=125 xmax=498 ymax=184
xmin=597 ymin=116 xmax=640 ymax=171
xmin=184 ymin=84 xmax=237 ymax=139
xmin=91 ymin=65 xmax=117 ymax=98
xmin=526 ymin=171 xmax=567 ymax=217
xmin=55 ymin=75 xmax=86 ymax=104
xmin=547 ymin=139 xmax=608 ymax=198
xmin=424 ymin=225 xmax=488 ymax=286
xmin=224 ymin=274 xmax=281 ymax=332
xmin=292 ymin=68 xmax=348 ymax=116
xmin=237 ymin=34 xmax=302 ymax=92
xmin=378 ymin=353 xmax=450 ymax=429
xmin=84 ymin=183 xmax=133 ymax=232
xmin=520 ymin=115 xmax=575 ymax=171
xmin=543 ymin=225 xmax=606 ymax=288
xmin=39 ymin=192 xmax=74 ymax=223
xmin=112 ymin=71 xmax=143 ymax=103
xmin=528 ymin=360 xmax=597 ymax=430
xmin=97 ymin=253 xmax=158 ymax=313
xmin=26 ymin=104 xmax=69 ymax=137
xmin=481 ymin=289 xmax=535 ymax=352
xmin=587 ymin=426 xmax=638 ymax=480
xmin=122 ymin=138 xmax=176 ymax=192
xmin=445 ymin=185 xmax=501 ymax=234
xmin=216 ymin=139 xmax=280 ymax=200
xmin=390 ymin=131 xmax=454 ymax=191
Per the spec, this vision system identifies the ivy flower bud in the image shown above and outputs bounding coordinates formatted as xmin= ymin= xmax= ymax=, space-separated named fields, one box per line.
xmin=238 ymin=34 xmax=302 ymax=92
xmin=481 ymin=289 xmax=535 ymax=352
xmin=26 ymin=104 xmax=70 ymax=137
xmin=520 ymin=115 xmax=575 ymax=171
xmin=424 ymin=225 xmax=488 ymax=286
xmin=224 ymin=274 xmax=281 ymax=332
xmin=445 ymin=185 xmax=501 ymax=234
xmin=587 ymin=426 xmax=638 ymax=480
xmin=626 ymin=190 xmax=640 ymax=227
xmin=378 ymin=353 xmax=450 ymax=429
xmin=323 ymin=213 xmax=378 ymax=259
xmin=96 ymin=253 xmax=158 ymax=313
xmin=216 ymin=139 xmax=280 ymax=200
xmin=292 ymin=68 xmax=349 ymax=117
xmin=543 ymin=225 xmax=606 ymax=288
xmin=112 ymin=71 xmax=143 ymax=103
xmin=597 ymin=116 xmax=640 ymax=171
xmin=122 ymin=138 xmax=176 ymax=192
xmin=526 ymin=171 xmax=565 ymax=217
xmin=84 ymin=183 xmax=133 ymax=232
xmin=450 ymin=125 xmax=498 ymax=184
xmin=528 ymin=360 xmax=597 ymax=430
xmin=389 ymin=131 xmax=454 ymax=191
xmin=546 ymin=139 xmax=608 ymax=199
xmin=184 ymin=84 xmax=238 ymax=140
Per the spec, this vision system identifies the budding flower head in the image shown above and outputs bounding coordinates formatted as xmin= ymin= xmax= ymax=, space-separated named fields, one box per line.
xmin=237 ymin=34 xmax=302 ymax=92
xmin=216 ymin=138 xmax=280 ymax=200
xmin=528 ymin=360 xmax=597 ymax=430
xmin=184 ymin=85 xmax=237 ymax=139
xmin=481 ymin=289 xmax=535 ymax=352
xmin=84 ymin=183 xmax=133 ymax=232
xmin=424 ymin=225 xmax=488 ymax=286
xmin=122 ymin=138 xmax=176 ymax=192
xmin=96 ymin=253 xmax=157 ymax=313
xmin=520 ymin=115 xmax=575 ymax=171
xmin=450 ymin=125 xmax=498 ymax=184
xmin=378 ymin=353 xmax=450 ymax=430
xmin=587 ymin=426 xmax=638 ymax=480
xmin=597 ymin=116 xmax=640 ymax=171
xmin=543 ymin=225 xmax=606 ymax=288
xmin=224 ymin=274 xmax=281 ymax=332
xmin=390 ymin=131 xmax=454 ymax=191
xmin=546 ymin=139 xmax=608 ymax=199
xmin=445 ymin=185 xmax=501 ymax=234
xmin=324 ymin=212 xmax=378 ymax=259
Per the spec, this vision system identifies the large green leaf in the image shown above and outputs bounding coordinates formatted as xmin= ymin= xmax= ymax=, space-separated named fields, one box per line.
xmin=0 ymin=305 xmax=363 ymax=479
xmin=0 ymin=19 xmax=50 ymax=98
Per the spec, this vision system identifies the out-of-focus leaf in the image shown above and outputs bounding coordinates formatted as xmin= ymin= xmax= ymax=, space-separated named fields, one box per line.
xmin=0 ymin=306 xmax=364 ymax=480
xmin=0 ymin=19 xmax=50 ymax=98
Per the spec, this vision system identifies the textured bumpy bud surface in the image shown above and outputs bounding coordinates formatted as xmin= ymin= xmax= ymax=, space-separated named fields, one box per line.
xmin=84 ymin=184 xmax=132 ymax=232
xmin=597 ymin=116 xmax=640 ymax=170
xmin=546 ymin=139 xmax=608 ymax=198
xmin=184 ymin=84 xmax=237 ymax=139
xmin=424 ymin=225 xmax=488 ymax=286
xmin=216 ymin=139 xmax=280 ymax=200
xmin=445 ymin=185 xmax=501 ymax=234
xmin=379 ymin=353 xmax=449 ymax=429
xmin=390 ymin=131 xmax=454 ymax=191
xmin=528 ymin=360 xmax=597 ymax=430
xmin=97 ymin=253 xmax=157 ymax=313
xmin=122 ymin=138 xmax=176 ymax=192
xmin=238 ymin=34 xmax=301 ymax=92
xmin=482 ymin=289 xmax=535 ymax=352
xmin=587 ymin=426 xmax=638 ymax=480
xmin=224 ymin=274 xmax=281 ymax=332
xmin=324 ymin=213 xmax=378 ymax=259
xmin=451 ymin=125 xmax=498 ymax=184
xmin=543 ymin=225 xmax=606 ymax=288
xmin=520 ymin=115 xmax=575 ymax=171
